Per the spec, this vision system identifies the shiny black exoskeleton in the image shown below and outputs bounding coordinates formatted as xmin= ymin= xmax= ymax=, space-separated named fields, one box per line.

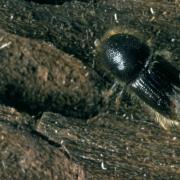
xmin=100 ymin=34 xmax=150 ymax=82
xmin=98 ymin=32 xmax=180 ymax=129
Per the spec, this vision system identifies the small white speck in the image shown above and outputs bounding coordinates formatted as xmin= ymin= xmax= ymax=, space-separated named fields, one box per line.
xmin=21 ymin=167 xmax=26 ymax=174
xmin=171 ymin=38 xmax=175 ymax=42
xmin=70 ymin=79 xmax=74 ymax=83
xmin=1 ymin=135 xmax=5 ymax=140
xmin=55 ymin=129 xmax=58 ymax=133
xmin=172 ymin=137 xmax=177 ymax=141
xmin=10 ymin=15 xmax=14 ymax=20
xmin=81 ymin=155 xmax=88 ymax=159
xmin=130 ymin=114 xmax=134 ymax=120
xmin=114 ymin=13 xmax=119 ymax=23
xmin=150 ymin=7 xmax=155 ymax=15
xmin=150 ymin=16 xmax=155 ymax=22
xmin=122 ymin=113 xmax=126 ymax=118
xmin=143 ymin=157 xmax=149 ymax=162
xmin=62 ymin=80 xmax=66 ymax=85
xmin=101 ymin=162 xmax=107 ymax=170
xmin=2 ymin=161 xmax=6 ymax=169
xmin=94 ymin=39 xmax=100 ymax=47
xmin=85 ymin=72 xmax=89 ymax=77
xmin=0 ymin=41 xmax=12 ymax=50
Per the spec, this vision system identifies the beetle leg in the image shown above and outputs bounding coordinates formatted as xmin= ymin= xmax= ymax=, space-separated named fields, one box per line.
xmin=102 ymin=80 xmax=121 ymax=111
xmin=115 ymin=84 xmax=129 ymax=113
xmin=104 ymin=80 xmax=120 ymax=99
xmin=154 ymin=111 xmax=179 ymax=130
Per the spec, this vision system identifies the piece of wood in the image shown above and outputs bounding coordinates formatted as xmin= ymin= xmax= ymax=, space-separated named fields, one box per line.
xmin=0 ymin=0 xmax=179 ymax=179
xmin=36 ymin=112 xmax=180 ymax=179
xmin=0 ymin=105 xmax=179 ymax=179
xmin=0 ymin=29 xmax=102 ymax=118
xmin=0 ymin=110 xmax=85 ymax=179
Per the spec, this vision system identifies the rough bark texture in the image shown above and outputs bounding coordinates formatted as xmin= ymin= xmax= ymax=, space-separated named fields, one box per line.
xmin=0 ymin=0 xmax=179 ymax=179
xmin=0 ymin=29 xmax=103 ymax=118
xmin=0 ymin=109 xmax=85 ymax=180
xmin=0 ymin=0 xmax=179 ymax=65
xmin=36 ymin=112 xmax=180 ymax=179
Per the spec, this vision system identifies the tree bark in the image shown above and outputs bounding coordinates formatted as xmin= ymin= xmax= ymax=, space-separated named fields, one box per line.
xmin=0 ymin=0 xmax=179 ymax=179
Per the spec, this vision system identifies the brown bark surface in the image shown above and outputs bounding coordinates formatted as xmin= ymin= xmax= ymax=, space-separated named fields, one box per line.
xmin=0 ymin=0 xmax=179 ymax=179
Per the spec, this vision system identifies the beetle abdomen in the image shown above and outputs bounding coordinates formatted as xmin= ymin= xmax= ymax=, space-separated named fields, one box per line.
xmin=131 ymin=58 xmax=180 ymax=126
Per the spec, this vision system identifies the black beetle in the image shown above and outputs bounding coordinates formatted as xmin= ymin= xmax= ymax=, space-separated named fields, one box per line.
xmin=96 ymin=29 xmax=180 ymax=130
